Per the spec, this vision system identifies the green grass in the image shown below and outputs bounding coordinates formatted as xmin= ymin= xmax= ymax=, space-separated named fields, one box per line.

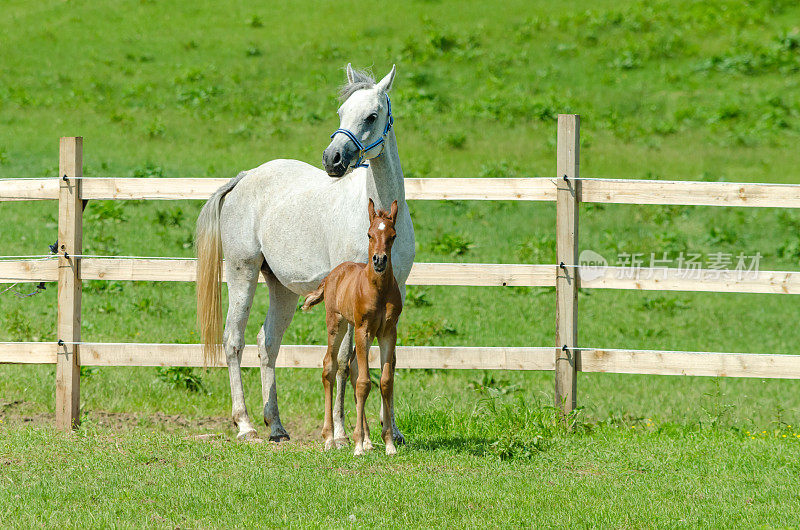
xmin=2 ymin=390 xmax=800 ymax=526
xmin=2 ymin=0 xmax=800 ymax=525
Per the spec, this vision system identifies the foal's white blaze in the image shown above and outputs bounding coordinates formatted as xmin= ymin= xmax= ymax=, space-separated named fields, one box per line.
xmin=378 ymin=222 xmax=385 ymax=230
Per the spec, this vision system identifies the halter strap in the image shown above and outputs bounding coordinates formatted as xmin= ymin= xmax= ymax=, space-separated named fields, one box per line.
xmin=330 ymin=94 xmax=393 ymax=169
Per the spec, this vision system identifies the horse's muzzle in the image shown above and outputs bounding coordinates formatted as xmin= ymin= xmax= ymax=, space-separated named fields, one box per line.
xmin=323 ymin=146 xmax=352 ymax=177
xmin=372 ymin=254 xmax=388 ymax=273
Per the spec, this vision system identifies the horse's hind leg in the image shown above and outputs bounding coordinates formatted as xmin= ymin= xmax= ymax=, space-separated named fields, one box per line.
xmin=258 ymin=274 xmax=298 ymax=442
xmin=223 ymin=261 xmax=260 ymax=440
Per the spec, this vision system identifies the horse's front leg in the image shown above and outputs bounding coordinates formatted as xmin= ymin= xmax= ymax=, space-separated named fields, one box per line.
xmin=352 ymin=326 xmax=372 ymax=456
xmin=332 ymin=324 xmax=354 ymax=449
xmin=378 ymin=329 xmax=398 ymax=455
xmin=258 ymin=277 xmax=298 ymax=442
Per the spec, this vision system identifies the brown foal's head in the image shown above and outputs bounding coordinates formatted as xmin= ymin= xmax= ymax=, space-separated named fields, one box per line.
xmin=367 ymin=199 xmax=398 ymax=274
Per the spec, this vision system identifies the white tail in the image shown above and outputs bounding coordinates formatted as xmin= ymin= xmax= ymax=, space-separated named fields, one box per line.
xmin=195 ymin=172 xmax=247 ymax=367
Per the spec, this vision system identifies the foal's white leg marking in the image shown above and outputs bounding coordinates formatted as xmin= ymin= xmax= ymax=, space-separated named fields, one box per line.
xmin=333 ymin=325 xmax=354 ymax=448
xmin=224 ymin=263 xmax=260 ymax=440
xmin=258 ymin=275 xmax=298 ymax=442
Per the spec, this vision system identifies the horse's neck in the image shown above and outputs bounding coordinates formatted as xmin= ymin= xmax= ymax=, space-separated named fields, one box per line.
xmin=365 ymin=130 xmax=405 ymax=210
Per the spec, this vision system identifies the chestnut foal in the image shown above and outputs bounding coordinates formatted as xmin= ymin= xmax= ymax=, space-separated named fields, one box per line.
xmin=302 ymin=199 xmax=402 ymax=456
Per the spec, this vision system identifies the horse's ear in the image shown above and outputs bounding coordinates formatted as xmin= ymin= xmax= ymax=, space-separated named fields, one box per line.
xmin=376 ymin=64 xmax=396 ymax=93
xmin=346 ymin=63 xmax=356 ymax=84
xmin=368 ymin=198 xmax=376 ymax=221
xmin=390 ymin=200 xmax=398 ymax=222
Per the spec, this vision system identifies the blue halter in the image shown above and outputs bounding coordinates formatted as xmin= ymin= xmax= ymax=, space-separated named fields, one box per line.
xmin=330 ymin=94 xmax=393 ymax=169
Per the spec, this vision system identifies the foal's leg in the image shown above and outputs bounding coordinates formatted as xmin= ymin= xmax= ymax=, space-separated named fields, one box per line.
xmin=383 ymin=352 xmax=403 ymax=446
xmin=322 ymin=317 xmax=346 ymax=450
xmin=378 ymin=329 xmax=399 ymax=455
xmin=382 ymin=282 xmax=408 ymax=446
xmin=378 ymin=328 xmax=397 ymax=455
xmin=349 ymin=351 xmax=373 ymax=451
xmin=223 ymin=263 xmax=260 ymax=440
xmin=332 ymin=325 xmax=354 ymax=449
xmin=352 ymin=326 xmax=372 ymax=456
xmin=258 ymin=275 xmax=298 ymax=442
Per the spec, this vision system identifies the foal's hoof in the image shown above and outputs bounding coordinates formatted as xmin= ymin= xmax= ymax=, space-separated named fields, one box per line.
xmin=385 ymin=444 xmax=397 ymax=456
xmin=268 ymin=434 xmax=291 ymax=443
xmin=237 ymin=429 xmax=259 ymax=441
xmin=363 ymin=439 xmax=374 ymax=452
xmin=324 ymin=439 xmax=335 ymax=451
xmin=353 ymin=446 xmax=365 ymax=457
xmin=334 ymin=437 xmax=349 ymax=449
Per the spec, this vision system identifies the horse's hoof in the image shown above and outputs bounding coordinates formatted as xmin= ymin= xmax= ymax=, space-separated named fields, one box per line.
xmin=324 ymin=439 xmax=335 ymax=451
xmin=353 ymin=446 xmax=365 ymax=457
xmin=334 ymin=437 xmax=349 ymax=449
xmin=385 ymin=444 xmax=397 ymax=456
xmin=237 ymin=429 xmax=259 ymax=441
xmin=268 ymin=434 xmax=290 ymax=443
xmin=393 ymin=431 xmax=406 ymax=446
xmin=363 ymin=439 xmax=374 ymax=451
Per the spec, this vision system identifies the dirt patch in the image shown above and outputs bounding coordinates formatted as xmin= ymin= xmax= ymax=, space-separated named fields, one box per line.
xmin=85 ymin=410 xmax=233 ymax=434
xmin=0 ymin=399 xmax=49 ymax=427
xmin=0 ymin=401 xmax=321 ymax=444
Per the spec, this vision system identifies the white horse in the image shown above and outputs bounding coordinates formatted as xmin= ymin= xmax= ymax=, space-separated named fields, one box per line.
xmin=196 ymin=64 xmax=414 ymax=446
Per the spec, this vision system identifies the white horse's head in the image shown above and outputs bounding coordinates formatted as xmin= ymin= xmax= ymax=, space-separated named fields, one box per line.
xmin=323 ymin=64 xmax=396 ymax=177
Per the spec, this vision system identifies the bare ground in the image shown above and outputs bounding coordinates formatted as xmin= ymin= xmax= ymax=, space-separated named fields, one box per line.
xmin=0 ymin=399 xmax=321 ymax=444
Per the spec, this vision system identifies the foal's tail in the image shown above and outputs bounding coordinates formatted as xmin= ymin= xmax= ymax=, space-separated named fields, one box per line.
xmin=196 ymin=171 xmax=248 ymax=367
xmin=301 ymin=278 xmax=327 ymax=311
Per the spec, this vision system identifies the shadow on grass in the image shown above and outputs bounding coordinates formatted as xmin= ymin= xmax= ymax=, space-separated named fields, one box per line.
xmin=409 ymin=435 xmax=497 ymax=455
xmin=407 ymin=433 xmax=548 ymax=461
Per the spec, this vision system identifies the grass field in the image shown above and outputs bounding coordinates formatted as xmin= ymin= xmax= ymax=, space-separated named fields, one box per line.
xmin=2 ymin=0 xmax=800 ymax=526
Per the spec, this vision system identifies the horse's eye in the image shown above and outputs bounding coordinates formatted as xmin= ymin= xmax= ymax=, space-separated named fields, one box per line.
xmin=366 ymin=113 xmax=378 ymax=123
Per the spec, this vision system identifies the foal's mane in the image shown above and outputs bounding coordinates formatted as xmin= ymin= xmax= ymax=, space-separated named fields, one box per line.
xmin=338 ymin=68 xmax=376 ymax=102
xmin=374 ymin=208 xmax=394 ymax=222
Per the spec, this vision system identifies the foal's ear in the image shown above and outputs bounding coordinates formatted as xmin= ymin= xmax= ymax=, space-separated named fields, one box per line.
xmin=390 ymin=200 xmax=398 ymax=222
xmin=368 ymin=198 xmax=376 ymax=221
xmin=346 ymin=63 xmax=356 ymax=84
xmin=376 ymin=64 xmax=396 ymax=93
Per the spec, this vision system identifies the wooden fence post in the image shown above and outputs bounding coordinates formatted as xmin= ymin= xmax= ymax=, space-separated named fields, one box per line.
xmin=56 ymin=137 xmax=83 ymax=430
xmin=555 ymin=115 xmax=580 ymax=416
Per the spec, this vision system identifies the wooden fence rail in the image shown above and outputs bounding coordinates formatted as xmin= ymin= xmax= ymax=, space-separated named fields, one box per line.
xmin=6 ymin=259 xmax=800 ymax=294
xmin=9 ymin=176 xmax=800 ymax=207
xmin=2 ymin=117 xmax=800 ymax=429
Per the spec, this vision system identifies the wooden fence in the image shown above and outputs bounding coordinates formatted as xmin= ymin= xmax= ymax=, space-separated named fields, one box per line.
xmin=2 ymin=115 xmax=800 ymax=430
